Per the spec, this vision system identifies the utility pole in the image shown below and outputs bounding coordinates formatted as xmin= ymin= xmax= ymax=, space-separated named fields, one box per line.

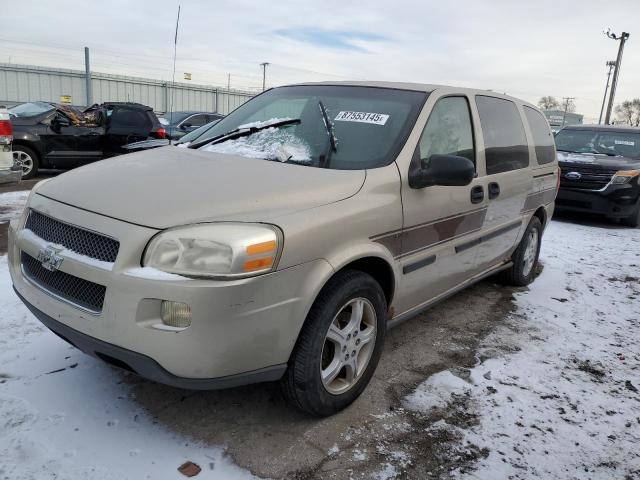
xmin=227 ymin=73 xmax=230 ymax=114
xmin=603 ymin=30 xmax=630 ymax=124
xmin=260 ymin=62 xmax=269 ymax=91
xmin=598 ymin=61 xmax=616 ymax=124
xmin=561 ymin=97 xmax=575 ymax=127
xmin=84 ymin=47 xmax=92 ymax=106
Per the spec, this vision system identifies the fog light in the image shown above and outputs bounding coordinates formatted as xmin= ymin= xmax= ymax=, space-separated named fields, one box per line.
xmin=161 ymin=301 xmax=192 ymax=328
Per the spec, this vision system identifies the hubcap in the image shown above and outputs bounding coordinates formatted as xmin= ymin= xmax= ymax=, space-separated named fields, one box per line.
xmin=522 ymin=228 xmax=539 ymax=277
xmin=320 ymin=298 xmax=377 ymax=395
xmin=13 ymin=151 xmax=33 ymax=176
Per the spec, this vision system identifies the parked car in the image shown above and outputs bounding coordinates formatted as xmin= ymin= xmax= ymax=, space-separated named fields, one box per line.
xmin=122 ymin=117 xmax=223 ymax=153
xmin=10 ymin=102 xmax=166 ymax=179
xmin=555 ymin=124 xmax=640 ymax=227
xmin=0 ymin=106 xmax=21 ymax=185
xmin=158 ymin=111 xmax=224 ymax=140
xmin=9 ymin=82 xmax=558 ymax=416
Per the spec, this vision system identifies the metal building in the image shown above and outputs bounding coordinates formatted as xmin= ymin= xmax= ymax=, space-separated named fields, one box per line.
xmin=0 ymin=63 xmax=255 ymax=115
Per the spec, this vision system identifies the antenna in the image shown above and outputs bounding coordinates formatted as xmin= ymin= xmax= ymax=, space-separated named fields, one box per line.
xmin=168 ymin=5 xmax=181 ymax=140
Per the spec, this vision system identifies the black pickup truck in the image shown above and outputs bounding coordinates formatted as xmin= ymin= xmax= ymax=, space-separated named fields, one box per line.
xmin=555 ymin=124 xmax=640 ymax=227
xmin=10 ymin=102 xmax=166 ymax=179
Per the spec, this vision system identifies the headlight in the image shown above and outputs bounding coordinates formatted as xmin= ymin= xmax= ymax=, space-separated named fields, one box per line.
xmin=611 ymin=169 xmax=640 ymax=184
xmin=143 ymin=223 xmax=282 ymax=279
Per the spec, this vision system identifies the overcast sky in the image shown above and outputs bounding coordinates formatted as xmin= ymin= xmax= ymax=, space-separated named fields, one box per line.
xmin=2 ymin=0 xmax=639 ymax=121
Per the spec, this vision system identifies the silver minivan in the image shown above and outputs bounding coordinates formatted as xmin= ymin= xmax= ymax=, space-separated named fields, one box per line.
xmin=8 ymin=82 xmax=558 ymax=416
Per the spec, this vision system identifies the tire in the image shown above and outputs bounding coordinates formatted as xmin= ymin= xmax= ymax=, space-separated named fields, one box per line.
xmin=500 ymin=216 xmax=543 ymax=286
xmin=13 ymin=145 xmax=39 ymax=180
xmin=621 ymin=204 xmax=640 ymax=228
xmin=281 ymin=269 xmax=387 ymax=417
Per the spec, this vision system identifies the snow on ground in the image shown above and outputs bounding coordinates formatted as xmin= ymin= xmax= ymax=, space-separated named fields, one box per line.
xmin=0 ymin=255 xmax=255 ymax=479
xmin=0 ymin=190 xmax=29 ymax=223
xmin=405 ymin=220 xmax=640 ymax=479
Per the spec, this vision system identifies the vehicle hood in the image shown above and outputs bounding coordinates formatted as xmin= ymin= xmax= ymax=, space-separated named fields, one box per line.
xmin=557 ymin=151 xmax=640 ymax=170
xmin=35 ymin=146 xmax=366 ymax=229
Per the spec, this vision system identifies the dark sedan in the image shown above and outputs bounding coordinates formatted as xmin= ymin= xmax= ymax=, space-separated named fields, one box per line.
xmin=555 ymin=124 xmax=640 ymax=227
xmin=10 ymin=102 xmax=166 ymax=179
xmin=158 ymin=111 xmax=224 ymax=140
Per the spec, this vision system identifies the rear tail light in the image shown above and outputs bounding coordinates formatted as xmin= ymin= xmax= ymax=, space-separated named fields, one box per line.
xmin=154 ymin=127 xmax=167 ymax=139
xmin=0 ymin=119 xmax=12 ymax=145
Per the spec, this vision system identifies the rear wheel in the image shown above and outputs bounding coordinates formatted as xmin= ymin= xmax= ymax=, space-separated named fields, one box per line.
xmin=13 ymin=146 xmax=39 ymax=180
xmin=281 ymin=270 xmax=387 ymax=417
xmin=500 ymin=217 xmax=542 ymax=286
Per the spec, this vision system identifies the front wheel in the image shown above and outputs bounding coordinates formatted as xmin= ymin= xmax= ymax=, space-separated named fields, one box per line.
xmin=281 ymin=270 xmax=387 ymax=417
xmin=500 ymin=216 xmax=543 ymax=286
xmin=621 ymin=204 xmax=640 ymax=228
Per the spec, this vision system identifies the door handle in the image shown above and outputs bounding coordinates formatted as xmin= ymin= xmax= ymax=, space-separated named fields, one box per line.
xmin=470 ymin=185 xmax=484 ymax=204
xmin=488 ymin=182 xmax=500 ymax=199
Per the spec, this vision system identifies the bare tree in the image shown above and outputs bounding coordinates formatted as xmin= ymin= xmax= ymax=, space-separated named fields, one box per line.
xmin=563 ymin=98 xmax=576 ymax=113
xmin=615 ymin=100 xmax=635 ymax=125
xmin=632 ymin=99 xmax=640 ymax=127
xmin=538 ymin=96 xmax=560 ymax=110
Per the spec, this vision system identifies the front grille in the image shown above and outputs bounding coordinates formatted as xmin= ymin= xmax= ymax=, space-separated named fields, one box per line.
xmin=21 ymin=251 xmax=106 ymax=313
xmin=559 ymin=164 xmax=617 ymax=190
xmin=25 ymin=210 xmax=119 ymax=263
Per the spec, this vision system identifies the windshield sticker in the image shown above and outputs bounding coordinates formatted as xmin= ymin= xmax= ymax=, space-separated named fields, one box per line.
xmin=334 ymin=111 xmax=389 ymax=125
xmin=615 ymin=139 xmax=635 ymax=146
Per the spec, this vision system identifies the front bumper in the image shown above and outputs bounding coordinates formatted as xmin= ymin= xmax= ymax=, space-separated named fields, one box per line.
xmin=0 ymin=165 xmax=22 ymax=186
xmin=556 ymin=182 xmax=640 ymax=219
xmin=9 ymin=194 xmax=333 ymax=385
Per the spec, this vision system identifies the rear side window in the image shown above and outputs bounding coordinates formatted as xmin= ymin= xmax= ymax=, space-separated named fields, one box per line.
xmin=475 ymin=96 xmax=529 ymax=174
xmin=523 ymin=106 xmax=555 ymax=164
xmin=418 ymin=96 xmax=475 ymax=164
xmin=185 ymin=114 xmax=208 ymax=127
xmin=110 ymin=108 xmax=151 ymax=129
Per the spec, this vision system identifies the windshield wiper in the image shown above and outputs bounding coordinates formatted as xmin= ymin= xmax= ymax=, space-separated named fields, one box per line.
xmin=318 ymin=101 xmax=337 ymax=168
xmin=188 ymin=118 xmax=301 ymax=149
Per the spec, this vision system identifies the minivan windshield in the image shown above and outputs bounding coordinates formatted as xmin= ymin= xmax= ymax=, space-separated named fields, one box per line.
xmin=194 ymin=85 xmax=427 ymax=169
xmin=8 ymin=101 xmax=55 ymax=118
xmin=555 ymin=129 xmax=640 ymax=159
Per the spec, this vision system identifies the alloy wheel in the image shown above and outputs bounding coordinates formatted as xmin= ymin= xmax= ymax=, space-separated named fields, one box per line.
xmin=13 ymin=151 xmax=33 ymax=176
xmin=522 ymin=228 xmax=539 ymax=277
xmin=320 ymin=297 xmax=377 ymax=395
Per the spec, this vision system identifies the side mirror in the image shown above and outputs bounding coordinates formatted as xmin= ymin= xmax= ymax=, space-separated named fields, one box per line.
xmin=181 ymin=123 xmax=192 ymax=130
xmin=409 ymin=154 xmax=475 ymax=189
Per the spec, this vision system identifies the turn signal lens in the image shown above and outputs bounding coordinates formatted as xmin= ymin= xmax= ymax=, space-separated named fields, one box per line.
xmin=243 ymin=257 xmax=274 ymax=272
xmin=246 ymin=240 xmax=277 ymax=256
xmin=160 ymin=301 xmax=192 ymax=328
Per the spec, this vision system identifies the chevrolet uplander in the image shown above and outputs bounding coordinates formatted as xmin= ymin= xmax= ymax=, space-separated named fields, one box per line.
xmin=9 ymin=82 xmax=558 ymax=416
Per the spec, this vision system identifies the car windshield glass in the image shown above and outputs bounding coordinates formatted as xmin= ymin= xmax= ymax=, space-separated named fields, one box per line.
xmin=195 ymin=85 xmax=427 ymax=169
xmin=8 ymin=101 xmax=55 ymax=118
xmin=177 ymin=120 xmax=221 ymax=144
xmin=555 ymin=129 xmax=640 ymax=159
xmin=160 ymin=112 xmax=193 ymax=125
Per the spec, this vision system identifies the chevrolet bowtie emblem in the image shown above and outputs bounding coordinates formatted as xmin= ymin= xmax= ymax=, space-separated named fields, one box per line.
xmin=37 ymin=245 xmax=64 ymax=272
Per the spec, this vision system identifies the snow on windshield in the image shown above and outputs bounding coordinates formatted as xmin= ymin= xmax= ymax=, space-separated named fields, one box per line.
xmin=237 ymin=117 xmax=294 ymax=129
xmin=200 ymin=127 xmax=312 ymax=163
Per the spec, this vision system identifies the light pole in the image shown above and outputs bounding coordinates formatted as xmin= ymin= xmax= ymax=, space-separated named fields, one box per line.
xmin=561 ymin=97 xmax=575 ymax=127
xmin=598 ymin=61 xmax=616 ymax=124
xmin=260 ymin=62 xmax=269 ymax=91
xmin=603 ymin=29 xmax=630 ymax=124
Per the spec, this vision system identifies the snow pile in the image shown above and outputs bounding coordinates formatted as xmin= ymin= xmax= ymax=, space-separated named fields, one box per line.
xmin=406 ymin=220 xmax=640 ymax=479
xmin=201 ymin=128 xmax=312 ymax=163
xmin=0 ymin=255 xmax=255 ymax=479
xmin=0 ymin=190 xmax=29 ymax=223
xmin=124 ymin=266 xmax=190 ymax=281
xmin=404 ymin=370 xmax=471 ymax=412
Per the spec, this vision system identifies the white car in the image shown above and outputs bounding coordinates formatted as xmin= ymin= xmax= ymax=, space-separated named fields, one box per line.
xmin=0 ymin=106 xmax=21 ymax=185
